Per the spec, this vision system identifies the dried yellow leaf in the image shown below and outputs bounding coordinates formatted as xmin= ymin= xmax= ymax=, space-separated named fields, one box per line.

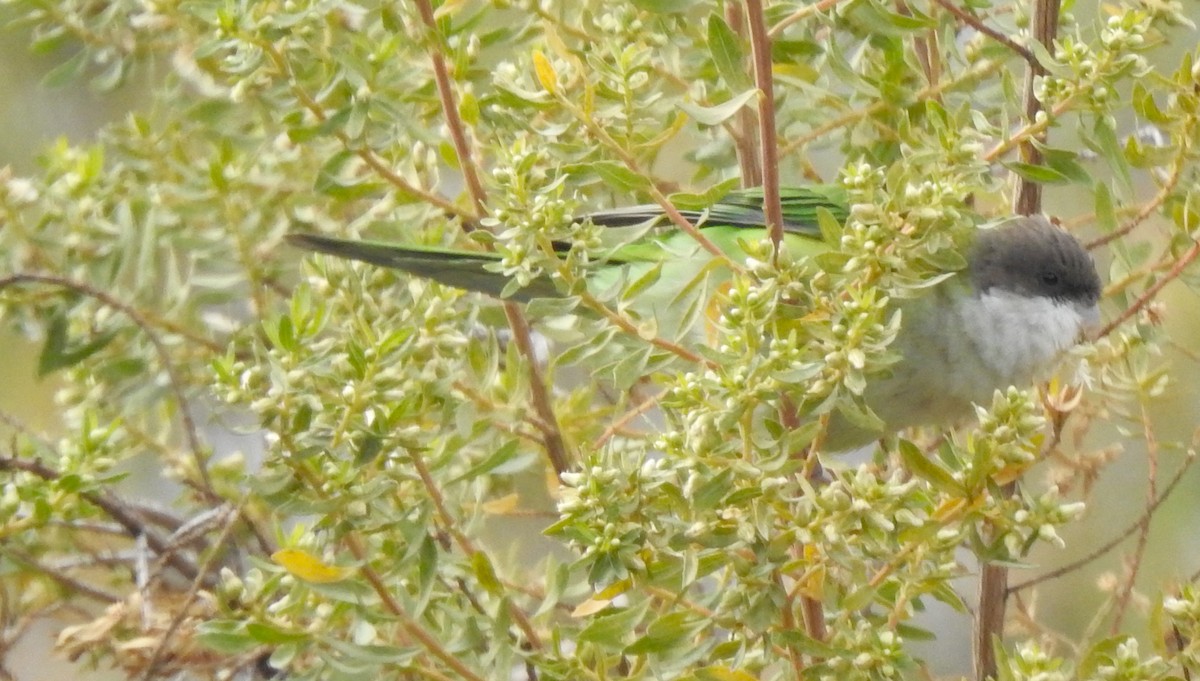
xmin=272 ymin=548 xmax=353 ymax=583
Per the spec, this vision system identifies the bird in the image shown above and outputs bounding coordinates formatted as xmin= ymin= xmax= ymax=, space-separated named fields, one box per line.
xmin=287 ymin=185 xmax=1102 ymax=451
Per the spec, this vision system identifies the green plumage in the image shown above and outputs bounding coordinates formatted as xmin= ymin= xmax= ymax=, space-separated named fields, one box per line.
xmin=287 ymin=185 xmax=849 ymax=303
xmin=287 ymin=184 xmax=1103 ymax=451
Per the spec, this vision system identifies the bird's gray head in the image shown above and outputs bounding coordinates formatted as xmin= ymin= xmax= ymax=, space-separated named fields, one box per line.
xmin=969 ymin=215 xmax=1102 ymax=314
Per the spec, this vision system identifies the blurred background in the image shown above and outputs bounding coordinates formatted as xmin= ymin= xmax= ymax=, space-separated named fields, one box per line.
xmin=0 ymin=15 xmax=146 ymax=680
xmin=1 ymin=7 xmax=1198 ymax=681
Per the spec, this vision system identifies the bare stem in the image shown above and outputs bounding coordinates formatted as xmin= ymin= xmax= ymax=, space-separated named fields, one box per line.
xmin=414 ymin=0 xmax=572 ymax=477
xmin=744 ymin=0 xmax=784 ymax=253
xmin=930 ymin=0 xmax=1037 ymax=65
xmin=1010 ymin=452 xmax=1196 ymax=592
xmin=0 ymin=454 xmax=201 ymax=582
xmin=978 ymin=1 xmax=1060 ymax=675
xmin=782 ymin=59 xmax=1005 ymax=157
xmin=1096 ymin=241 xmax=1200 ymax=339
xmin=769 ymin=0 xmax=846 ymax=37
xmin=1012 ymin=0 xmax=1060 ymax=216
xmin=722 ymin=6 xmax=762 ymax=188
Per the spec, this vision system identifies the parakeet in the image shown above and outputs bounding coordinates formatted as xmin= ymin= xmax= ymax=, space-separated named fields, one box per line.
xmin=288 ymin=186 xmax=1101 ymax=450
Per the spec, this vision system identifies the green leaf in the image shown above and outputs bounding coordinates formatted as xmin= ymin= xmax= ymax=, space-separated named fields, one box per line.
xmin=668 ymin=178 xmax=741 ymax=210
xmin=42 ymin=50 xmax=88 ymax=88
xmin=1003 ymin=162 xmax=1071 ymax=185
xmin=621 ymin=262 xmax=663 ymax=302
xmin=1089 ymin=118 xmax=1132 ymax=191
xmin=471 ymin=552 xmax=503 ymax=595
xmin=38 ymin=311 xmax=118 ymax=377
xmin=629 ymin=0 xmax=695 ymax=12
xmin=1094 ymin=182 xmax=1118 ymax=234
xmin=896 ymin=439 xmax=960 ymax=493
xmin=1041 ymin=148 xmax=1092 ymax=185
xmin=571 ymin=161 xmax=651 ymax=193
xmin=706 ymin=14 xmax=751 ymax=90
xmin=678 ymin=89 xmax=759 ymax=126
xmin=450 ymin=439 xmax=528 ymax=483
xmin=245 ymin=622 xmax=310 ymax=645
xmin=1132 ymin=83 xmax=1169 ymax=125
xmin=816 ymin=206 xmax=844 ymax=246
xmin=196 ymin=621 xmax=258 ymax=654
xmin=353 ymin=433 xmax=383 ymax=465
xmin=577 ymin=600 xmax=650 ymax=650
xmin=625 ymin=611 xmax=709 ymax=654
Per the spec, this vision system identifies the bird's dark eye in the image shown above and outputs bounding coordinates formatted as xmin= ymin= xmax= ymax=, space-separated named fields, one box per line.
xmin=1040 ymin=271 xmax=1060 ymax=286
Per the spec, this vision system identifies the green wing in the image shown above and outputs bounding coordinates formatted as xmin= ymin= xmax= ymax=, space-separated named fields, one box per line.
xmin=584 ymin=185 xmax=848 ymax=234
xmin=288 ymin=185 xmax=848 ymax=302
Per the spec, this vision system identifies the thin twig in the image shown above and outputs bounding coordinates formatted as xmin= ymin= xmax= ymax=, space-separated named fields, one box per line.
xmin=503 ymin=306 xmax=572 ymax=476
xmin=1009 ymin=453 xmax=1195 ymax=592
xmin=4 ymin=550 xmax=124 ymax=604
xmin=578 ymin=291 xmax=712 ymax=367
xmin=257 ymin=42 xmax=470 ymax=222
xmin=929 ymin=0 xmax=1037 ymax=65
xmin=1109 ymin=403 xmax=1159 ymax=633
xmin=0 ymin=273 xmax=215 ymax=500
xmin=769 ymin=0 xmax=846 ymax=38
xmin=1096 ymin=241 xmax=1200 ymax=339
xmin=1085 ymin=158 xmax=1186 ymax=250
xmin=782 ymin=59 xmax=1005 ymax=157
xmin=977 ymin=2 xmax=1060 ymax=676
xmin=0 ymin=455 xmax=201 ymax=581
xmin=287 ymin=463 xmax=488 ymax=681
xmin=414 ymin=0 xmax=572 ymax=477
xmin=406 ymin=443 xmax=545 ymax=649
xmin=413 ymin=0 xmax=487 ymax=217
xmin=140 ymin=503 xmax=241 ymax=681
xmin=592 ymin=390 xmax=665 ymax=449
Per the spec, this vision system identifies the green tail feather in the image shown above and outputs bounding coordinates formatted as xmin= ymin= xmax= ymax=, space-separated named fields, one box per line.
xmin=288 ymin=185 xmax=849 ymax=302
xmin=286 ymin=233 xmax=560 ymax=302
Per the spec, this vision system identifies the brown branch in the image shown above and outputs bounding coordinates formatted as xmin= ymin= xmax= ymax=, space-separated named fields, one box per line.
xmin=930 ymin=0 xmax=1037 ymax=65
xmin=1012 ymin=0 xmax=1060 ymax=216
xmin=413 ymin=0 xmax=488 ymax=217
xmin=406 ymin=444 xmax=545 ymax=649
xmin=723 ymin=5 xmax=762 ymax=187
xmin=976 ymin=552 xmax=1010 ymax=681
xmin=744 ymin=0 xmax=784 ymax=253
xmin=140 ymin=504 xmax=242 ymax=681
xmin=413 ymin=0 xmax=571 ymax=478
xmin=0 ymin=455 xmax=201 ymax=581
xmin=504 ymin=305 xmax=572 ymax=476
xmin=978 ymin=3 xmax=1060 ymax=677
xmin=0 ymin=273 xmax=215 ymax=500
xmin=592 ymin=390 xmax=665 ymax=449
